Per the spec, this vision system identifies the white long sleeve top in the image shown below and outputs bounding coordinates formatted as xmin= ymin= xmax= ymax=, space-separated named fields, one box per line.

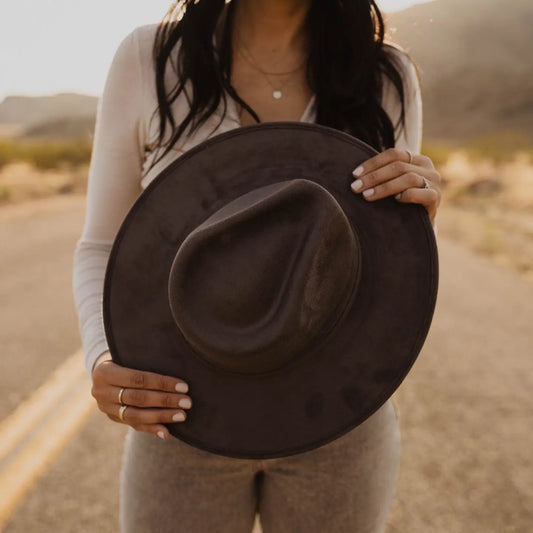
xmin=72 ymin=23 xmax=426 ymax=377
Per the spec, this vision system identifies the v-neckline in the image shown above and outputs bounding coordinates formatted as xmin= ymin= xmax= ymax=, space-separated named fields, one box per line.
xmin=213 ymin=9 xmax=316 ymax=127
xmin=227 ymin=93 xmax=316 ymax=128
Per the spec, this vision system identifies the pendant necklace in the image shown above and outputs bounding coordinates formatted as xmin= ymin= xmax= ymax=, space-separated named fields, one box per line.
xmin=234 ymin=32 xmax=307 ymax=100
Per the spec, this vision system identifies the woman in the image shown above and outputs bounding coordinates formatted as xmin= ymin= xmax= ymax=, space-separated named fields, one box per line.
xmin=73 ymin=0 xmax=441 ymax=531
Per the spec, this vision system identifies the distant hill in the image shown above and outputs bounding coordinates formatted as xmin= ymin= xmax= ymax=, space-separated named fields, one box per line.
xmin=387 ymin=0 xmax=533 ymax=144
xmin=22 ymin=116 xmax=96 ymax=141
xmin=0 ymin=93 xmax=98 ymax=140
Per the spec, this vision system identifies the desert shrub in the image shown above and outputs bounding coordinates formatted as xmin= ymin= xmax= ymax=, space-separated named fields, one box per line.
xmin=0 ymin=139 xmax=92 ymax=170
xmin=466 ymin=131 xmax=533 ymax=164
xmin=0 ymin=185 xmax=12 ymax=202
xmin=421 ymin=143 xmax=454 ymax=168
xmin=422 ymin=131 xmax=533 ymax=168
xmin=0 ymin=141 xmax=22 ymax=170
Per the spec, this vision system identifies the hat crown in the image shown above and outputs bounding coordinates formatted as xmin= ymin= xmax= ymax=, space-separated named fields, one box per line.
xmin=168 ymin=179 xmax=361 ymax=374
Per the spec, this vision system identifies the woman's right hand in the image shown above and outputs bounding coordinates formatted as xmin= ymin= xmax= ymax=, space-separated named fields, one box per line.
xmin=91 ymin=353 xmax=192 ymax=440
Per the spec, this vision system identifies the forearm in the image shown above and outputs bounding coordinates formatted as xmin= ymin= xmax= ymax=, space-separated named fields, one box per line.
xmin=72 ymin=238 xmax=113 ymax=376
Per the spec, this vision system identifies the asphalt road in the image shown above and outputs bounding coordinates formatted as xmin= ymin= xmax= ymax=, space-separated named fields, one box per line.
xmin=1 ymin=195 xmax=532 ymax=532
xmin=0 ymin=196 xmax=87 ymax=421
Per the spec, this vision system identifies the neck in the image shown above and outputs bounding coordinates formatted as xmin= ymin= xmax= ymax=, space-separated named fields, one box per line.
xmin=232 ymin=0 xmax=311 ymax=55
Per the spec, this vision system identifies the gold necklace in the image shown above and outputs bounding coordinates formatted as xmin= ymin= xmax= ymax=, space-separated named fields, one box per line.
xmin=234 ymin=32 xmax=307 ymax=100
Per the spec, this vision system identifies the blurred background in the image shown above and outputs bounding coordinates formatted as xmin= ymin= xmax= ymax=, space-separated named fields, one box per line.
xmin=0 ymin=0 xmax=531 ymax=532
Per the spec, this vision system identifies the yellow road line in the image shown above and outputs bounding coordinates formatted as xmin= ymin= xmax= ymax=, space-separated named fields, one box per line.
xmin=0 ymin=350 xmax=96 ymax=530
xmin=0 ymin=350 xmax=86 ymax=463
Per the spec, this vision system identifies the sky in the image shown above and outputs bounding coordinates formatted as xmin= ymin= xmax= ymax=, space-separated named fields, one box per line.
xmin=0 ymin=0 xmax=430 ymax=101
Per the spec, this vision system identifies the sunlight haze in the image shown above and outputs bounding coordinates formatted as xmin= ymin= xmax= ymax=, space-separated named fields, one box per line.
xmin=0 ymin=0 xmax=430 ymax=101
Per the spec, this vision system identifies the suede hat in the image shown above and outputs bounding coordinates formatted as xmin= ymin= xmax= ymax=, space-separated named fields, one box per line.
xmin=103 ymin=122 xmax=439 ymax=459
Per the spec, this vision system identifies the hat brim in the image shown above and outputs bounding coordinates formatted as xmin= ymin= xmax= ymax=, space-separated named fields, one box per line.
xmin=103 ymin=122 xmax=438 ymax=458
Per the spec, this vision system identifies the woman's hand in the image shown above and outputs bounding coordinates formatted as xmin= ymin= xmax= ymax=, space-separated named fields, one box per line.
xmin=350 ymin=148 xmax=442 ymax=225
xmin=91 ymin=353 xmax=192 ymax=440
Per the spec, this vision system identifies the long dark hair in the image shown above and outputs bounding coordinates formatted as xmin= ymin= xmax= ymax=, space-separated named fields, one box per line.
xmin=150 ymin=0 xmax=408 ymax=169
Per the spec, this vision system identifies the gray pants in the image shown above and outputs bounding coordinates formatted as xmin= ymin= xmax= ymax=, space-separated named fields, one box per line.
xmin=120 ymin=399 xmax=401 ymax=533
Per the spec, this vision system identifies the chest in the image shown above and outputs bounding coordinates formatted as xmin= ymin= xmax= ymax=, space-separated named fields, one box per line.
xmin=230 ymin=54 xmax=314 ymax=126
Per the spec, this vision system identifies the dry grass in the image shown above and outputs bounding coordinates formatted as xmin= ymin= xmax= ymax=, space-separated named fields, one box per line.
xmin=436 ymin=149 xmax=533 ymax=283
xmin=0 ymin=139 xmax=92 ymax=171
xmin=0 ymin=162 xmax=88 ymax=204
xmin=0 ymin=138 xmax=91 ymax=204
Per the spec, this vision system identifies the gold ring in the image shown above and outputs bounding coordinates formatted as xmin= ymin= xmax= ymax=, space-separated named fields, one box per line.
xmin=118 ymin=405 xmax=129 ymax=422
xmin=118 ymin=387 xmax=126 ymax=406
xmin=405 ymin=150 xmax=413 ymax=164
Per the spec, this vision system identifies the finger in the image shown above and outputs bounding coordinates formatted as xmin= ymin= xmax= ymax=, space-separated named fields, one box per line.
xmin=352 ymin=148 xmax=412 ymax=178
xmin=394 ymin=186 xmax=440 ymax=208
xmin=95 ymin=385 xmax=193 ymax=410
xmin=104 ymin=404 xmax=187 ymax=426
xmin=357 ymin=172 xmax=422 ymax=201
xmin=351 ymin=163 xmax=425 ymax=195
xmin=106 ymin=413 xmax=170 ymax=440
xmin=362 ymin=172 xmax=440 ymax=202
xmin=92 ymin=361 xmax=189 ymax=394
xmin=136 ymin=424 xmax=171 ymax=440
xmin=352 ymin=148 xmax=438 ymax=180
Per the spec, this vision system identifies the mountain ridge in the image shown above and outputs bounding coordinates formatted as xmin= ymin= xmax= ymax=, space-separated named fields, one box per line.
xmin=387 ymin=0 xmax=533 ymax=143
xmin=0 ymin=93 xmax=98 ymax=131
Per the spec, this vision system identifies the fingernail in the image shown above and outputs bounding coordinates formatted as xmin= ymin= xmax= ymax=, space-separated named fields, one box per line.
xmin=351 ymin=179 xmax=363 ymax=192
xmin=157 ymin=430 xmax=166 ymax=440
xmin=175 ymin=382 xmax=188 ymax=393
xmin=173 ymin=412 xmax=186 ymax=422
xmin=352 ymin=166 xmax=364 ymax=177
xmin=395 ymin=193 xmax=402 ymax=200
xmin=179 ymin=398 xmax=192 ymax=409
xmin=363 ymin=188 xmax=375 ymax=198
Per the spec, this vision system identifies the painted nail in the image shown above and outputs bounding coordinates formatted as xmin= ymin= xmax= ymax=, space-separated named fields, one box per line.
xmin=351 ymin=179 xmax=363 ymax=192
xmin=352 ymin=166 xmax=364 ymax=177
xmin=363 ymin=188 xmax=375 ymax=198
xmin=173 ymin=412 xmax=186 ymax=422
xmin=175 ymin=382 xmax=189 ymax=393
xmin=179 ymin=398 xmax=192 ymax=409
xmin=157 ymin=430 xmax=166 ymax=440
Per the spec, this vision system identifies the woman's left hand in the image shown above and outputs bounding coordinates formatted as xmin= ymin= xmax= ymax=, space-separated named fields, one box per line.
xmin=350 ymin=148 xmax=442 ymax=225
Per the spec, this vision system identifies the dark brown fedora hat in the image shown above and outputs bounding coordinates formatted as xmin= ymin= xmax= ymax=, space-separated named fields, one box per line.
xmin=103 ymin=122 xmax=438 ymax=459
